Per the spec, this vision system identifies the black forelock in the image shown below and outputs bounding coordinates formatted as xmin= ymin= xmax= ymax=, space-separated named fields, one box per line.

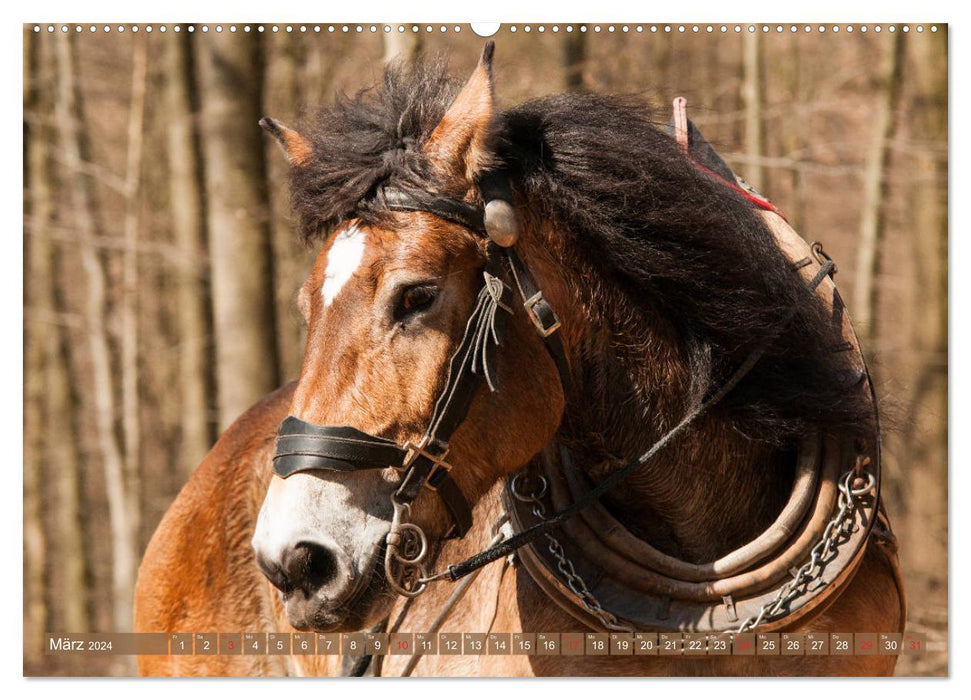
xmin=290 ymin=57 xmax=463 ymax=243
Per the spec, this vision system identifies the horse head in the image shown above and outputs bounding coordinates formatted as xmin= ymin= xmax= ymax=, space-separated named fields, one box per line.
xmin=251 ymin=40 xmax=879 ymax=636
xmin=252 ymin=45 xmax=568 ymax=632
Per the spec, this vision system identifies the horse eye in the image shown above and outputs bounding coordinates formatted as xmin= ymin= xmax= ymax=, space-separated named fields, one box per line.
xmin=394 ymin=284 xmax=439 ymax=320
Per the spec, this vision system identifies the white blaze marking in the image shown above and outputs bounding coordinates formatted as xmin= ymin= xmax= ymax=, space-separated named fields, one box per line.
xmin=321 ymin=225 xmax=366 ymax=307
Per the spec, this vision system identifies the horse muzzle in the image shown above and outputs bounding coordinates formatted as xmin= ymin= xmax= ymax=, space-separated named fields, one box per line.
xmin=255 ymin=534 xmax=386 ymax=631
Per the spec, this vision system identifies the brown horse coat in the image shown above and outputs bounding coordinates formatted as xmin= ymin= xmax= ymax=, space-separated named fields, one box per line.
xmin=135 ymin=383 xmax=334 ymax=676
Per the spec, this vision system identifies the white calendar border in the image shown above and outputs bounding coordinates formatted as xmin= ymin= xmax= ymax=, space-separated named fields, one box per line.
xmin=2 ymin=0 xmax=963 ymax=696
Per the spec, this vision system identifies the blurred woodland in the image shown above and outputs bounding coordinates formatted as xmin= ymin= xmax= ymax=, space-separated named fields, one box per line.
xmin=22 ymin=25 xmax=947 ymax=676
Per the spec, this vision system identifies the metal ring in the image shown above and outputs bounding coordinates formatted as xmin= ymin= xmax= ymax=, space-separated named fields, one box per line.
xmin=510 ymin=472 xmax=548 ymax=502
xmin=390 ymin=523 xmax=429 ymax=565
xmin=384 ymin=554 xmax=428 ymax=598
xmin=811 ymin=241 xmax=838 ymax=274
xmin=848 ymin=471 xmax=876 ymax=497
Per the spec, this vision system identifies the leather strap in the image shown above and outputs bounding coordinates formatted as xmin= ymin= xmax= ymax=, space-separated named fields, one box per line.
xmin=380 ymin=187 xmax=486 ymax=234
xmin=506 ymin=247 xmax=572 ymax=395
xmin=273 ymin=416 xmax=475 ymax=535
xmin=391 ymin=255 xmax=513 ymax=535
xmin=274 ymin=418 xmax=406 ymax=476
xmin=381 ymin=186 xmax=571 ymax=394
xmin=445 ymin=260 xmax=838 ymax=581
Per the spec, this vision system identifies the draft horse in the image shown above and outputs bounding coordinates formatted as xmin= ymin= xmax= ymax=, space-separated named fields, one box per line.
xmin=136 ymin=44 xmax=905 ymax=676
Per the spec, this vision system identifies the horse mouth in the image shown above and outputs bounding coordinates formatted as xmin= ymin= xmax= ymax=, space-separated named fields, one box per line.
xmin=281 ymin=542 xmax=388 ymax=632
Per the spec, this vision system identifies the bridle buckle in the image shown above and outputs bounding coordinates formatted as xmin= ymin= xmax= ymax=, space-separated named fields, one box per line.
xmin=524 ymin=291 xmax=562 ymax=338
xmin=402 ymin=436 xmax=453 ymax=492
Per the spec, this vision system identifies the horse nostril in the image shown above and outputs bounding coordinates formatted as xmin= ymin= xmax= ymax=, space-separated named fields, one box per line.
xmin=256 ymin=551 xmax=291 ymax=593
xmin=281 ymin=541 xmax=340 ymax=593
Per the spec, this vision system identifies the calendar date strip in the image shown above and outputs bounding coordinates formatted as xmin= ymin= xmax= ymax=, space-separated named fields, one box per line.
xmin=45 ymin=632 xmax=936 ymax=657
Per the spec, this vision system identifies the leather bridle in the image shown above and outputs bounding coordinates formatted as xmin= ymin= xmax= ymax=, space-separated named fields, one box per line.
xmin=269 ymin=170 xmax=864 ymax=613
xmin=271 ymin=174 xmax=572 ymax=596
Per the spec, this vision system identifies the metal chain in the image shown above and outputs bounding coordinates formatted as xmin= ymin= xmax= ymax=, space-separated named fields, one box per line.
xmin=511 ymin=473 xmax=634 ymax=632
xmin=512 ymin=464 xmax=874 ymax=637
xmin=732 ymin=467 xmax=875 ymax=634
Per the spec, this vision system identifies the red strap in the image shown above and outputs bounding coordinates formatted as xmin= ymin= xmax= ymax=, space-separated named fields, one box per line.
xmin=690 ymin=160 xmax=788 ymax=222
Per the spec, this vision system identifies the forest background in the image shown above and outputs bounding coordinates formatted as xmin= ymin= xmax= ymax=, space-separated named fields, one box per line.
xmin=21 ymin=24 xmax=948 ymax=675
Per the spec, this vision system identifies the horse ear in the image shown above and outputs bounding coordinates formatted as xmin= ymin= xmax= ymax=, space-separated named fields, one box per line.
xmin=424 ymin=42 xmax=496 ymax=184
xmin=260 ymin=117 xmax=313 ymax=166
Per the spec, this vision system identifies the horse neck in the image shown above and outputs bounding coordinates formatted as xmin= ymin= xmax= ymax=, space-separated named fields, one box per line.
xmin=526 ymin=232 xmax=793 ymax=564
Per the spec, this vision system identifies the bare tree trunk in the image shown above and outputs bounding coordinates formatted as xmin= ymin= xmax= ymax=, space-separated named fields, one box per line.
xmin=784 ymin=40 xmax=808 ymax=234
xmin=45 ymin=293 xmax=91 ymax=639
xmin=909 ymin=28 xmax=947 ymax=386
xmin=901 ymin=28 xmax=948 ymax=579
xmin=27 ymin=33 xmax=90 ymax=639
xmin=53 ymin=32 xmax=136 ymax=633
xmin=383 ymin=28 xmax=422 ymax=65
xmin=300 ymin=37 xmax=339 ymax=129
xmin=852 ymin=32 xmax=905 ymax=340
xmin=742 ymin=31 xmax=765 ymax=192
xmin=265 ymin=32 xmax=307 ymax=382
xmin=196 ymin=32 xmax=280 ymax=429
xmin=302 ymin=40 xmax=337 ymax=110
xmin=27 ymin=37 xmax=91 ymax=642
xmin=121 ymin=35 xmax=148 ymax=547
xmin=165 ymin=30 xmax=214 ymax=474
xmin=563 ymin=30 xmax=587 ymax=93
xmin=23 ymin=28 xmax=49 ymax=663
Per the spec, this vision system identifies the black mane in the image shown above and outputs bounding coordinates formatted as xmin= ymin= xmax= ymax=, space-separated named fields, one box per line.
xmin=291 ymin=59 xmax=871 ymax=441
xmin=291 ymin=58 xmax=461 ymax=240
xmin=496 ymin=93 xmax=872 ymax=439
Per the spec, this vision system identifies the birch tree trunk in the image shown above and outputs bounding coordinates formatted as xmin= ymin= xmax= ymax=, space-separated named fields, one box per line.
xmin=196 ymin=32 xmax=280 ymax=429
xmin=165 ymin=29 xmax=214 ymax=474
xmin=383 ymin=27 xmax=422 ymax=64
xmin=121 ymin=35 xmax=147 ymax=545
xmin=852 ymin=32 xmax=905 ymax=341
xmin=23 ymin=28 xmax=49 ymax=663
xmin=742 ymin=31 xmax=765 ymax=193
xmin=53 ymin=31 xmax=137 ymax=633
xmin=564 ymin=30 xmax=587 ymax=93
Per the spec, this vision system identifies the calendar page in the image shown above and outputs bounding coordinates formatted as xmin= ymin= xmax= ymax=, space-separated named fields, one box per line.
xmin=21 ymin=16 xmax=948 ymax=681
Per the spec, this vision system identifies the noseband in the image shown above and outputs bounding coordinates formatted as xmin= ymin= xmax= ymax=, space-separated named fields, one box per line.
xmin=271 ymin=175 xmax=572 ymax=596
